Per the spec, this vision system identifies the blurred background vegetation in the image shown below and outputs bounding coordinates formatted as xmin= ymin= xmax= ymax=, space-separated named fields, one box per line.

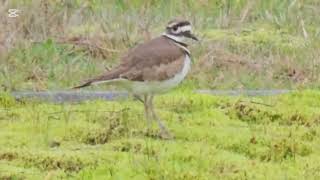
xmin=1 ymin=0 xmax=320 ymax=91
xmin=2 ymin=1 xmax=320 ymax=179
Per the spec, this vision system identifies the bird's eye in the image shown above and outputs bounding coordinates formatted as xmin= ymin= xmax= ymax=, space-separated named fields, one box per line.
xmin=173 ymin=26 xmax=178 ymax=31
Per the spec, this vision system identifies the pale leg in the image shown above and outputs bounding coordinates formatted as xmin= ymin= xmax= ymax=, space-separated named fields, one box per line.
xmin=133 ymin=94 xmax=144 ymax=103
xmin=149 ymin=95 xmax=173 ymax=139
xmin=143 ymin=94 xmax=152 ymax=130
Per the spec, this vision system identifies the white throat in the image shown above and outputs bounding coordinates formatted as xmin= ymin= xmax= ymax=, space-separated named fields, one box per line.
xmin=162 ymin=33 xmax=190 ymax=55
xmin=162 ymin=33 xmax=186 ymax=43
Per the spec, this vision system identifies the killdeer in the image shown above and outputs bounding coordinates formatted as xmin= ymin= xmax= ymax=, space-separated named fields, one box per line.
xmin=73 ymin=19 xmax=198 ymax=139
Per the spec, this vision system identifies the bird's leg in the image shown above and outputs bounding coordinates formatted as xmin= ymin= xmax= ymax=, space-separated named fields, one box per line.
xmin=143 ymin=94 xmax=152 ymax=131
xmin=133 ymin=94 xmax=144 ymax=103
xmin=148 ymin=95 xmax=173 ymax=139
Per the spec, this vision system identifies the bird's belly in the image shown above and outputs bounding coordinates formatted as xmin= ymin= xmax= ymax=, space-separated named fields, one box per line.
xmin=130 ymin=55 xmax=191 ymax=94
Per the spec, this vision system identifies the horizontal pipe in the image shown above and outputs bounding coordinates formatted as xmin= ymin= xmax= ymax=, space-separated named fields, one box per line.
xmin=12 ymin=91 xmax=128 ymax=103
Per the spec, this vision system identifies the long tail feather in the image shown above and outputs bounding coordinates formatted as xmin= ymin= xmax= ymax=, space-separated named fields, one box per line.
xmin=72 ymin=67 xmax=124 ymax=89
xmin=72 ymin=80 xmax=93 ymax=89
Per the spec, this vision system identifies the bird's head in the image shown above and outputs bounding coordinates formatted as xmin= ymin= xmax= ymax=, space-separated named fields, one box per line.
xmin=164 ymin=19 xmax=198 ymax=43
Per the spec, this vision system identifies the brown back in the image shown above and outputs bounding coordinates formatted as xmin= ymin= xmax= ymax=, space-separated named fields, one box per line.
xmin=73 ymin=36 xmax=188 ymax=88
xmin=119 ymin=36 xmax=187 ymax=81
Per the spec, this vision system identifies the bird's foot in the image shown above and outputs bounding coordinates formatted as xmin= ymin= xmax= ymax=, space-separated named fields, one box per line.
xmin=159 ymin=130 xmax=174 ymax=140
xmin=143 ymin=128 xmax=174 ymax=140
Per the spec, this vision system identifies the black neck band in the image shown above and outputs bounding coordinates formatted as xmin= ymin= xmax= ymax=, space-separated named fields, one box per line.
xmin=163 ymin=35 xmax=188 ymax=48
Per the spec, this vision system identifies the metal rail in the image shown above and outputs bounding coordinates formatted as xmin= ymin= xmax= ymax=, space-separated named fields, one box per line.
xmin=10 ymin=90 xmax=292 ymax=103
xmin=11 ymin=91 xmax=128 ymax=103
xmin=196 ymin=89 xmax=292 ymax=96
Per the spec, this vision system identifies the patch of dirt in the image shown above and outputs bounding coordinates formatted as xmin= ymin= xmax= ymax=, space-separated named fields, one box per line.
xmin=227 ymin=101 xmax=282 ymax=124
xmin=191 ymin=46 xmax=262 ymax=80
xmin=260 ymin=138 xmax=312 ymax=162
xmin=64 ymin=108 xmax=132 ymax=145
xmin=286 ymin=113 xmax=320 ymax=127
xmin=83 ymin=115 xmax=129 ymax=145
xmin=113 ymin=141 xmax=143 ymax=153
xmin=227 ymin=100 xmax=320 ymax=127
xmin=0 ymin=151 xmax=19 ymax=161
xmin=0 ymin=150 xmax=98 ymax=173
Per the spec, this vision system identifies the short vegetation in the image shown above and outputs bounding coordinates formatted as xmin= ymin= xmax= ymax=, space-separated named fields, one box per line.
xmin=1 ymin=0 xmax=320 ymax=179
xmin=1 ymin=91 xmax=320 ymax=179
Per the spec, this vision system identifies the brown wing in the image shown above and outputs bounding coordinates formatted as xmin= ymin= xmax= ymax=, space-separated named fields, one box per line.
xmin=121 ymin=55 xmax=185 ymax=81
xmin=73 ymin=36 xmax=186 ymax=89
xmin=119 ymin=36 xmax=186 ymax=81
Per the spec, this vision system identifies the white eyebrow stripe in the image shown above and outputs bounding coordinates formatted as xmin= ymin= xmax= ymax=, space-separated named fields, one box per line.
xmin=178 ymin=25 xmax=191 ymax=32
xmin=167 ymin=22 xmax=178 ymax=28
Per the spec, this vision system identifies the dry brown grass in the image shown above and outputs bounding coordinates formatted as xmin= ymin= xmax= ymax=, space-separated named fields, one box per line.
xmin=1 ymin=0 xmax=320 ymax=90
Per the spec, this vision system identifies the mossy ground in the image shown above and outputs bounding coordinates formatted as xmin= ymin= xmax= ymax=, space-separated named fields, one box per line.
xmin=1 ymin=90 xmax=320 ymax=179
xmin=1 ymin=1 xmax=320 ymax=179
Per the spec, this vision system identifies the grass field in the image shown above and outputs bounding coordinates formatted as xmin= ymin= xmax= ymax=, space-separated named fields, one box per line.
xmin=1 ymin=0 xmax=320 ymax=90
xmin=1 ymin=90 xmax=320 ymax=179
xmin=1 ymin=0 xmax=320 ymax=179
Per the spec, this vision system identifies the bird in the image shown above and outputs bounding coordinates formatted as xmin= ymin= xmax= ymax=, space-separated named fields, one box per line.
xmin=73 ymin=19 xmax=198 ymax=139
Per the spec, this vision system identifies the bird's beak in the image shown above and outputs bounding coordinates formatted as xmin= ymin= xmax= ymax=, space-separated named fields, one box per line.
xmin=184 ymin=31 xmax=199 ymax=41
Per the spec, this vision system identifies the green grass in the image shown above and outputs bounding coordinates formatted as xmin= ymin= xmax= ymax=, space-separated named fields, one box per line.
xmin=1 ymin=91 xmax=320 ymax=179
xmin=1 ymin=0 xmax=320 ymax=90
xmin=1 ymin=1 xmax=320 ymax=179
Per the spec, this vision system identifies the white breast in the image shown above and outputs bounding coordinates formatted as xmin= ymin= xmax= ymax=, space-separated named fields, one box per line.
xmin=130 ymin=55 xmax=191 ymax=94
